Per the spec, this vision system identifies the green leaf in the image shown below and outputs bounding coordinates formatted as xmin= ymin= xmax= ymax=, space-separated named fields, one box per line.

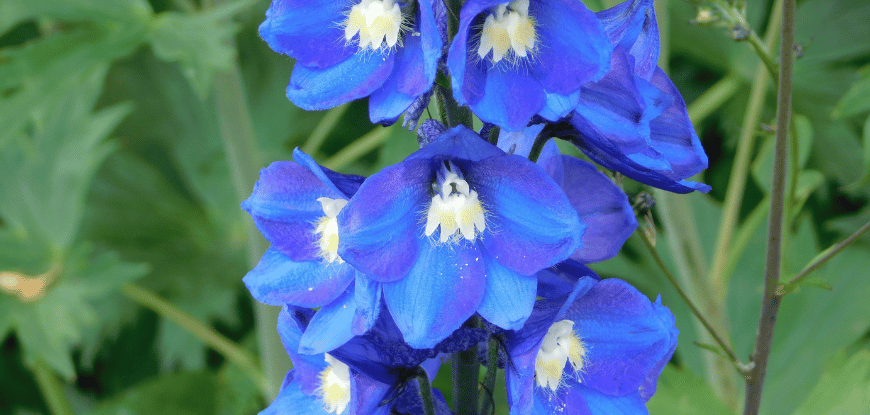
xmin=796 ymin=0 xmax=870 ymax=65
xmin=647 ymin=365 xmax=734 ymax=415
xmin=833 ymin=71 xmax=870 ymax=119
xmin=148 ymin=2 xmax=251 ymax=97
xmin=793 ymin=351 xmax=870 ymax=415
xmin=0 ymin=246 xmax=149 ymax=379
xmin=0 ymin=0 xmax=153 ymax=35
xmin=89 ymin=371 xmax=219 ymax=415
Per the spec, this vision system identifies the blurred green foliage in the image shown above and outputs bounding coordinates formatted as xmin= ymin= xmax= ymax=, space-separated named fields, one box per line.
xmin=1 ymin=0 xmax=869 ymax=414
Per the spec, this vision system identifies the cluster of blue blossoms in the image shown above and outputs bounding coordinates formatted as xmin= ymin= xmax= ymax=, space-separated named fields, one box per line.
xmin=245 ymin=0 xmax=709 ymax=414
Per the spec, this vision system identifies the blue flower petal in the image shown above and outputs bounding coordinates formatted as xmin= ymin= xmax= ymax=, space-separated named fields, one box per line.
xmin=299 ymin=287 xmax=356 ymax=354
xmin=338 ymin=159 xmax=431 ymax=282
xmin=538 ymin=143 xmax=637 ymax=263
xmin=368 ymin=0 xmax=441 ymax=124
xmin=446 ymin=0 xmax=501 ymax=105
xmin=497 ymin=124 xmax=546 ymax=158
xmin=639 ymin=295 xmax=679 ymax=402
xmin=258 ymin=0 xmax=355 ymax=69
xmin=277 ymin=306 xmax=326 ymax=395
xmin=467 ymin=65 xmax=548 ymax=132
xmin=597 ymin=0 xmax=660 ymax=80
xmin=536 ymin=260 xmax=601 ymax=301
xmin=648 ymin=67 xmax=709 ymax=181
xmin=562 ymin=279 xmax=677 ymax=397
xmin=582 ymin=388 xmax=648 ymax=414
xmin=468 ymin=155 xmax=582 ymax=276
xmin=242 ymin=161 xmax=340 ymax=261
xmin=476 ymin=253 xmax=537 ymax=330
xmin=351 ymin=272 xmax=382 ymax=336
xmin=260 ymin=370 xmax=332 ymax=415
xmin=528 ymin=0 xmax=611 ymax=94
xmin=291 ymin=148 xmax=365 ymax=199
xmin=287 ymin=50 xmax=396 ymax=111
xmin=409 ymin=125 xmax=506 ymax=162
xmin=244 ymin=247 xmax=354 ymax=307
xmin=531 ymin=383 xmax=592 ymax=415
xmin=539 ymin=90 xmax=581 ymax=122
xmin=382 ymin=241 xmax=486 ymax=348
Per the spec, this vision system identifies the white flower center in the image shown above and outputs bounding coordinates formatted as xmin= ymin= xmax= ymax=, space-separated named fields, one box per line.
xmin=314 ymin=197 xmax=348 ymax=263
xmin=534 ymin=320 xmax=586 ymax=393
xmin=317 ymin=354 xmax=352 ymax=414
xmin=477 ymin=0 xmax=537 ymax=63
xmin=424 ymin=161 xmax=486 ymax=244
xmin=344 ymin=0 xmax=406 ymax=51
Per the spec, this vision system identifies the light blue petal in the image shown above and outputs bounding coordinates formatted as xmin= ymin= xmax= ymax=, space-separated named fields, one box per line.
xmin=287 ymin=50 xmax=395 ymax=110
xmin=244 ymin=247 xmax=354 ymax=307
xmin=476 ymin=254 xmax=537 ymax=330
xmin=299 ymin=287 xmax=356 ymax=354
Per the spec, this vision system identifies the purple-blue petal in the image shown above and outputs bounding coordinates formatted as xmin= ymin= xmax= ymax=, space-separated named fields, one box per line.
xmin=596 ymin=0 xmax=660 ymax=80
xmin=369 ymin=0 xmax=441 ymax=124
xmin=242 ymin=161 xmax=340 ymax=261
xmin=298 ymin=287 xmax=356 ymax=354
xmin=382 ymin=241 xmax=486 ymax=348
xmin=287 ymin=50 xmax=396 ymax=111
xmin=258 ymin=0 xmax=355 ymax=69
xmin=468 ymin=155 xmax=582 ymax=276
xmin=467 ymin=66 xmax=548 ymax=132
xmin=292 ymin=148 xmax=365 ymax=199
xmin=352 ymin=272 xmax=382 ymax=336
xmin=476 ymin=253 xmax=537 ymax=330
xmin=561 ymin=279 xmax=677 ymax=397
xmin=582 ymin=388 xmax=649 ymax=414
xmin=531 ymin=383 xmax=592 ymax=415
xmin=260 ymin=370 xmax=332 ymax=415
xmin=528 ymin=0 xmax=611 ymax=94
xmin=496 ymin=124 xmax=545 ymax=158
xmin=648 ymin=67 xmax=709 ymax=180
xmin=277 ymin=306 xmax=326 ymax=395
xmin=244 ymin=247 xmax=354 ymax=307
xmin=338 ymin=158 xmax=431 ymax=282
xmin=639 ymin=295 xmax=679 ymax=402
xmin=536 ymin=260 xmax=601 ymax=301
xmin=409 ymin=125 xmax=506 ymax=161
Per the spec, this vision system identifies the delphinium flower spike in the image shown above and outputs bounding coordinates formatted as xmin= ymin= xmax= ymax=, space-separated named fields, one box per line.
xmin=259 ymin=0 xmax=444 ymax=124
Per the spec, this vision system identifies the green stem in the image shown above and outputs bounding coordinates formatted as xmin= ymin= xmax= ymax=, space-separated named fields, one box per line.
xmin=452 ymin=319 xmax=480 ymax=415
xmin=713 ymin=0 xmax=780 ymax=82
xmin=213 ymin=63 xmax=290 ymax=401
xmin=743 ymin=0 xmax=795 ymax=412
xmin=122 ymin=283 xmax=268 ymax=396
xmin=479 ymin=336 xmax=501 ymax=415
xmin=301 ymin=103 xmax=351 ymax=155
xmin=32 ymin=362 xmax=73 ymax=415
xmin=416 ymin=368 xmax=437 ymax=415
xmin=781 ymin=220 xmax=870 ymax=292
xmin=709 ymin=0 xmax=783 ymax=296
xmin=637 ymin=231 xmax=747 ymax=374
xmin=435 ymin=83 xmax=473 ymax=129
xmin=321 ymin=126 xmax=392 ymax=171
xmin=687 ymin=74 xmax=741 ymax=125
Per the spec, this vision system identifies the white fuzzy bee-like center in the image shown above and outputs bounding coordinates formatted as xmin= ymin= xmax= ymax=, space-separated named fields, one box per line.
xmin=424 ymin=161 xmax=486 ymax=243
xmin=344 ymin=0 xmax=405 ymax=51
xmin=477 ymin=0 xmax=537 ymax=63
xmin=314 ymin=197 xmax=348 ymax=263
xmin=534 ymin=320 xmax=586 ymax=393
xmin=317 ymin=354 xmax=352 ymax=414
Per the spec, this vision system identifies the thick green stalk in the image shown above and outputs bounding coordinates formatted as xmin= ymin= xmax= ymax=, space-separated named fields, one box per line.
xmin=213 ymin=63 xmax=291 ymax=401
xmin=122 ymin=283 xmax=268 ymax=395
xmin=743 ymin=0 xmax=795 ymax=411
xmin=452 ymin=344 xmax=480 ymax=415
xmin=479 ymin=336 xmax=501 ymax=415
xmin=32 ymin=362 xmax=73 ymax=415
xmin=416 ymin=368 xmax=438 ymax=415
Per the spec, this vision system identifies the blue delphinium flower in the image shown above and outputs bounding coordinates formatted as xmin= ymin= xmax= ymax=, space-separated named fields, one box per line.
xmin=504 ymin=269 xmax=678 ymax=414
xmin=263 ymin=305 xmax=467 ymax=415
xmin=337 ymin=125 xmax=583 ymax=348
xmin=498 ymin=129 xmax=637 ymax=264
xmin=447 ymin=0 xmax=612 ymax=132
xmin=242 ymin=149 xmax=381 ymax=354
xmin=564 ymin=0 xmax=710 ymax=193
xmin=259 ymin=0 xmax=443 ymax=125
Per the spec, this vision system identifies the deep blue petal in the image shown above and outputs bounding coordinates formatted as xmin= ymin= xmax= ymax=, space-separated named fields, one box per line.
xmin=368 ymin=0 xmax=441 ymax=124
xmin=476 ymin=253 xmax=537 ymax=330
xmin=582 ymin=388 xmax=648 ymax=414
xmin=467 ymin=66 xmax=548 ymax=132
xmin=338 ymin=158 xmax=431 ymax=282
xmin=352 ymin=272 xmax=382 ymax=336
xmin=596 ymin=0 xmax=660 ymax=80
xmin=382 ymin=240 xmax=486 ymax=348
xmin=639 ymin=295 xmax=679 ymax=402
xmin=292 ymin=148 xmax=365 ymax=199
xmin=536 ymin=260 xmax=601 ymax=301
xmin=468 ymin=155 xmax=582 ymax=276
xmin=287 ymin=50 xmax=395 ymax=111
xmin=528 ymin=0 xmax=611 ymax=94
xmin=409 ymin=125 xmax=506 ymax=161
xmin=531 ymin=383 xmax=592 ymax=415
xmin=648 ymin=67 xmax=709 ymax=180
xmin=260 ymin=370 xmax=331 ymax=415
xmin=388 ymin=379 xmax=453 ymax=415
xmin=537 ymin=145 xmax=637 ymax=263
xmin=277 ymin=306 xmax=327 ymax=395
xmin=575 ymin=48 xmax=652 ymax=156
xmin=244 ymin=247 xmax=354 ymax=307
xmin=258 ymin=0 xmax=355 ymax=69
xmin=561 ymin=279 xmax=677 ymax=397
xmin=446 ymin=0 xmax=501 ymax=106
xmin=242 ymin=160 xmax=341 ymax=261
xmin=299 ymin=286 xmax=356 ymax=354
